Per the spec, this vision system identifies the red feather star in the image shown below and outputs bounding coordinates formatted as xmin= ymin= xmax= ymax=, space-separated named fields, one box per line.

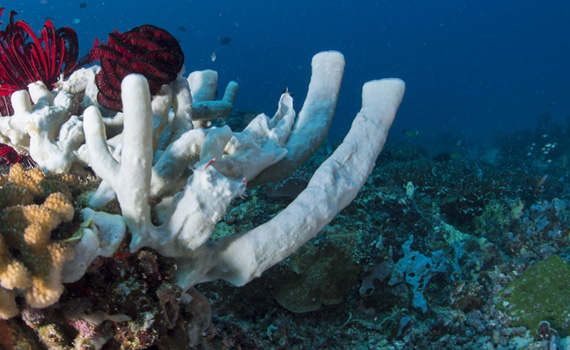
xmin=0 ymin=8 xmax=79 ymax=166
xmin=83 ymin=24 xmax=184 ymax=111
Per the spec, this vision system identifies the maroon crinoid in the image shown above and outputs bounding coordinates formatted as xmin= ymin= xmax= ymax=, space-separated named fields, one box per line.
xmin=0 ymin=8 xmax=79 ymax=116
xmin=0 ymin=8 xmax=78 ymax=166
xmin=83 ymin=25 xmax=184 ymax=111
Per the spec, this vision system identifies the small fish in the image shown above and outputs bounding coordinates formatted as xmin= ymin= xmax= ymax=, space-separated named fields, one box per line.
xmin=536 ymin=173 xmax=549 ymax=187
xmin=79 ymin=2 xmax=87 ymax=8
xmin=72 ymin=18 xmax=82 ymax=25
xmin=402 ymin=129 xmax=419 ymax=139
xmin=220 ymin=37 xmax=232 ymax=45
xmin=178 ymin=25 xmax=186 ymax=32
xmin=211 ymin=52 xmax=217 ymax=62
xmin=450 ymin=152 xmax=462 ymax=159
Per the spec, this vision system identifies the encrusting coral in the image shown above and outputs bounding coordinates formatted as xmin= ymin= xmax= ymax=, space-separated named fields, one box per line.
xmin=0 ymin=164 xmax=76 ymax=319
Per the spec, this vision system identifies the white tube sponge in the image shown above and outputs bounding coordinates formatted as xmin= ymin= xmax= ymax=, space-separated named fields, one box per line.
xmin=174 ymin=78 xmax=405 ymax=289
xmin=84 ymin=74 xmax=246 ymax=255
xmin=168 ymin=74 xmax=194 ymax=140
xmin=0 ymin=90 xmax=33 ymax=153
xmin=188 ymin=69 xmax=239 ymax=122
xmin=188 ymin=70 xmax=218 ymax=102
xmin=84 ymin=74 xmax=154 ymax=239
xmin=251 ymin=50 xmax=345 ymax=185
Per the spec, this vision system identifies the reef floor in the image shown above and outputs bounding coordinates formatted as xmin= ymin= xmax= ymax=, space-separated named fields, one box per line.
xmin=2 ymin=122 xmax=570 ymax=349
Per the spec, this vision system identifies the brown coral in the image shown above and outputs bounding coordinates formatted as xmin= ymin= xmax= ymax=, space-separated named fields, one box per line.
xmin=0 ymin=164 xmax=77 ymax=319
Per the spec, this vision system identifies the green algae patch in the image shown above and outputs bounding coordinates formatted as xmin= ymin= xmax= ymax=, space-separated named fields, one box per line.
xmin=497 ymin=255 xmax=570 ymax=337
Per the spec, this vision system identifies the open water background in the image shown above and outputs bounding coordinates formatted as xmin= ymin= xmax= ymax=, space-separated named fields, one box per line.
xmin=7 ymin=0 xmax=570 ymax=145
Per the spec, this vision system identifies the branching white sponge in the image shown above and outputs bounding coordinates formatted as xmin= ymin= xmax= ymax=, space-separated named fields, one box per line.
xmin=82 ymin=51 xmax=405 ymax=290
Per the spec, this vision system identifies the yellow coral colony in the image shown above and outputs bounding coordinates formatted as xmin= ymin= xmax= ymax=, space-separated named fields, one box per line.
xmin=0 ymin=164 xmax=75 ymax=319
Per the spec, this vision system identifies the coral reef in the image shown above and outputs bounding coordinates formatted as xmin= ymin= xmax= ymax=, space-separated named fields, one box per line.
xmin=0 ymin=23 xmax=406 ymax=346
xmin=11 ymin=12 xmax=570 ymax=349
xmin=1 ymin=115 xmax=570 ymax=349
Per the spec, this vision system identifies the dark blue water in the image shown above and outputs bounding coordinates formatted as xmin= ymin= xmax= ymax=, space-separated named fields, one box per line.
xmin=7 ymin=0 xmax=570 ymax=144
